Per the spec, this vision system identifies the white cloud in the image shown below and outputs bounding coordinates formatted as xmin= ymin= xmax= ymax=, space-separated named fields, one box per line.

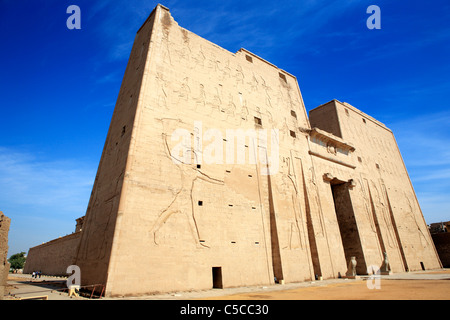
xmin=0 ymin=146 xmax=95 ymax=220
xmin=0 ymin=146 xmax=96 ymax=255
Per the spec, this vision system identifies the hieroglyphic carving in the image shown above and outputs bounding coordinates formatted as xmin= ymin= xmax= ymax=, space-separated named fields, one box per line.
xmin=174 ymin=77 xmax=191 ymax=107
xmin=210 ymin=85 xmax=223 ymax=114
xmin=308 ymin=166 xmax=325 ymax=237
xmin=161 ymin=11 xmax=173 ymax=66
xmin=223 ymin=93 xmax=236 ymax=119
xmin=266 ymin=110 xmax=276 ymax=128
xmin=220 ymin=59 xmax=232 ymax=81
xmin=404 ymin=192 xmax=429 ymax=248
xmin=238 ymin=93 xmax=249 ymax=124
xmin=176 ymin=29 xmax=192 ymax=65
xmin=149 ymin=131 xmax=224 ymax=248
xmin=247 ymin=72 xmax=259 ymax=93
xmin=234 ymin=65 xmax=245 ymax=85
xmin=195 ymin=84 xmax=207 ymax=110
xmin=279 ymin=156 xmax=305 ymax=250
xmin=371 ymin=180 xmax=396 ymax=248
xmin=360 ymin=176 xmax=377 ymax=233
xmin=192 ymin=45 xmax=206 ymax=72
xmin=155 ymin=72 xmax=168 ymax=109
xmin=280 ymin=117 xmax=290 ymax=141
xmin=260 ymin=76 xmax=273 ymax=109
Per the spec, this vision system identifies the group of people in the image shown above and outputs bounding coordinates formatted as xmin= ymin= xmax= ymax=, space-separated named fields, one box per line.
xmin=31 ymin=270 xmax=42 ymax=279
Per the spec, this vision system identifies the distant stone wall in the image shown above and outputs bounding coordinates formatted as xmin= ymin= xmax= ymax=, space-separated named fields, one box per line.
xmin=432 ymin=233 xmax=450 ymax=268
xmin=24 ymin=232 xmax=81 ymax=276
xmin=0 ymin=212 xmax=11 ymax=300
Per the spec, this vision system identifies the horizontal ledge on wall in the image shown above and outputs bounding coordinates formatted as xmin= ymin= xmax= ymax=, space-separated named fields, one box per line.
xmin=308 ymin=151 xmax=356 ymax=169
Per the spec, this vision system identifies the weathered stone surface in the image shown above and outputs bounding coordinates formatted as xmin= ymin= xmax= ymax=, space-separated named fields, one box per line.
xmin=24 ymin=4 xmax=442 ymax=297
xmin=0 ymin=212 xmax=11 ymax=300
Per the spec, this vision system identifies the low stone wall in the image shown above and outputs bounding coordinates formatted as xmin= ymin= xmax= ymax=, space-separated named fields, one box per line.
xmin=24 ymin=232 xmax=81 ymax=276
xmin=432 ymin=233 xmax=450 ymax=268
xmin=0 ymin=212 xmax=11 ymax=300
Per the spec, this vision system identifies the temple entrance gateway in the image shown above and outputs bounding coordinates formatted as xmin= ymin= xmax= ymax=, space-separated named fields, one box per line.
xmin=330 ymin=179 xmax=368 ymax=275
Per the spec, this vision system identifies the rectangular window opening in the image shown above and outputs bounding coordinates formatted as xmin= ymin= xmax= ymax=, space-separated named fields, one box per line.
xmin=290 ymin=130 xmax=296 ymax=138
xmin=254 ymin=116 xmax=262 ymax=126
xmin=245 ymin=55 xmax=253 ymax=63
xmin=198 ymin=201 xmax=203 ymax=206
xmin=279 ymin=72 xmax=287 ymax=82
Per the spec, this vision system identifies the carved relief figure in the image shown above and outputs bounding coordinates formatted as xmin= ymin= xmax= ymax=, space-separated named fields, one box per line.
xmin=260 ymin=76 xmax=273 ymax=109
xmin=308 ymin=167 xmax=325 ymax=237
xmin=404 ymin=192 xmax=429 ymax=248
xmin=161 ymin=12 xmax=173 ymax=66
xmin=223 ymin=93 xmax=236 ymax=119
xmin=278 ymin=157 xmax=304 ymax=250
xmin=234 ymin=65 xmax=245 ymax=85
xmin=210 ymin=85 xmax=223 ymax=114
xmin=371 ymin=181 xmax=396 ymax=248
xmin=360 ymin=176 xmax=377 ymax=233
xmin=174 ymin=77 xmax=191 ymax=107
xmin=176 ymin=29 xmax=192 ymax=65
xmin=195 ymin=84 xmax=207 ymax=110
xmin=192 ymin=45 xmax=206 ymax=72
xmin=149 ymin=132 xmax=224 ymax=248
xmin=247 ymin=72 xmax=259 ymax=93
xmin=155 ymin=72 xmax=168 ymax=109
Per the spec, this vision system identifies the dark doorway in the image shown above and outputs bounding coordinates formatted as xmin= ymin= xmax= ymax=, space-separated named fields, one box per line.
xmin=212 ymin=267 xmax=223 ymax=288
xmin=331 ymin=180 xmax=367 ymax=275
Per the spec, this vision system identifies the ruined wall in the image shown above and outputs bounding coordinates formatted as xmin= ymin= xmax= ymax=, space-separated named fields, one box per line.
xmin=24 ymin=232 xmax=81 ymax=276
xmin=0 ymin=212 xmax=11 ymax=299
xmin=432 ymin=233 xmax=450 ymax=267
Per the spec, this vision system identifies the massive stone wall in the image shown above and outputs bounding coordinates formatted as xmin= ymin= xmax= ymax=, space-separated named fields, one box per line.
xmin=24 ymin=4 xmax=442 ymax=297
xmin=23 ymin=232 xmax=81 ymax=276
xmin=309 ymin=100 xmax=442 ymax=273
xmin=0 ymin=212 xmax=11 ymax=299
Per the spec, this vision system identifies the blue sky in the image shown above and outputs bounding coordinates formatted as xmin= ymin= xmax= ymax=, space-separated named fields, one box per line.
xmin=1 ymin=0 xmax=449 ymax=257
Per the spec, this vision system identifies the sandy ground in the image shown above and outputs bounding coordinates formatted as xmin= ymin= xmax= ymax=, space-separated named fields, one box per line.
xmin=4 ymin=269 xmax=450 ymax=300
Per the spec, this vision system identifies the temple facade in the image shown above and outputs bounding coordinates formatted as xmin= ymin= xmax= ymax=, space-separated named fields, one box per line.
xmin=24 ymin=4 xmax=441 ymax=297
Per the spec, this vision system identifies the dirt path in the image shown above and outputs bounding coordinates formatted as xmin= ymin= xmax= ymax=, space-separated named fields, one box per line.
xmin=206 ymin=279 xmax=450 ymax=300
